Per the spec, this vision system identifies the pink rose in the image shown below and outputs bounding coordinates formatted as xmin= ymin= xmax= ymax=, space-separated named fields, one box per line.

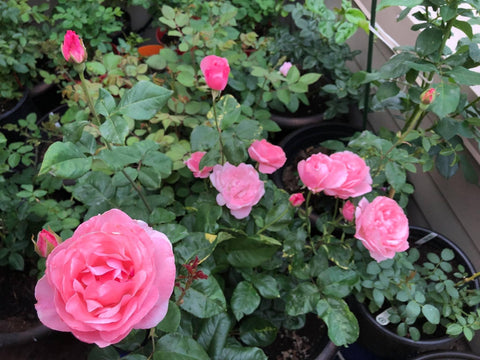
xmin=248 ymin=139 xmax=286 ymax=174
xmin=184 ymin=151 xmax=214 ymax=178
xmin=354 ymin=196 xmax=409 ymax=262
xmin=420 ymin=88 xmax=436 ymax=105
xmin=279 ymin=61 xmax=293 ymax=76
xmin=289 ymin=193 xmax=305 ymax=207
xmin=33 ymin=229 xmax=61 ymax=258
xmin=35 ymin=209 xmax=176 ymax=347
xmin=209 ymin=162 xmax=265 ymax=219
xmin=297 ymin=153 xmax=348 ymax=194
xmin=342 ymin=200 xmax=355 ymax=222
xmin=324 ymin=151 xmax=372 ymax=199
xmin=200 ymin=55 xmax=230 ymax=91
xmin=62 ymin=30 xmax=87 ymax=64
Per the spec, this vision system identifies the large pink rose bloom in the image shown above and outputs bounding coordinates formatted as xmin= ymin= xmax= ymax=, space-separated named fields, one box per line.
xmin=200 ymin=55 xmax=230 ymax=91
xmin=62 ymin=30 xmax=87 ymax=64
xmin=35 ymin=209 xmax=176 ymax=348
xmin=185 ymin=151 xmax=214 ymax=178
xmin=209 ymin=162 xmax=265 ymax=219
xmin=354 ymin=196 xmax=409 ymax=262
xmin=325 ymin=151 xmax=372 ymax=199
xmin=297 ymin=153 xmax=348 ymax=194
xmin=248 ymin=139 xmax=286 ymax=174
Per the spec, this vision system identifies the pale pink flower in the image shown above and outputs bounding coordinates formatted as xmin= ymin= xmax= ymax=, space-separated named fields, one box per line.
xmin=209 ymin=162 xmax=265 ymax=219
xmin=325 ymin=151 xmax=372 ymax=199
xmin=200 ymin=55 xmax=230 ymax=91
xmin=35 ymin=209 xmax=175 ymax=347
xmin=248 ymin=139 xmax=286 ymax=174
xmin=185 ymin=151 xmax=214 ymax=178
xmin=354 ymin=196 xmax=409 ymax=262
xmin=279 ymin=61 xmax=293 ymax=76
xmin=297 ymin=153 xmax=347 ymax=194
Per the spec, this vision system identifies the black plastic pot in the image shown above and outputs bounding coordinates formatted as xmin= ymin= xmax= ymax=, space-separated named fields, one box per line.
xmin=352 ymin=226 xmax=478 ymax=360
xmin=271 ymin=112 xmax=324 ymax=130
xmin=0 ymin=90 xmax=38 ymax=142
xmin=411 ymin=351 xmax=480 ymax=360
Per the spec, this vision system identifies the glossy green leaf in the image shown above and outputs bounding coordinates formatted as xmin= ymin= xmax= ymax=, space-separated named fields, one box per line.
xmin=239 ymin=316 xmax=277 ymax=347
xmin=155 ymin=334 xmax=210 ymax=360
xmin=197 ymin=313 xmax=232 ymax=359
xmin=415 ymin=27 xmax=443 ymax=56
xmin=39 ymin=141 xmax=92 ymax=179
xmin=231 ymin=281 xmax=261 ymax=321
xmin=180 ymin=275 xmax=226 ymax=318
xmin=95 ymin=88 xmax=116 ymax=117
xmin=118 ymin=81 xmax=172 ymax=120
xmin=285 ymin=283 xmax=320 ymax=316
xmin=430 ymin=82 xmax=460 ymax=118
xmin=422 ymin=304 xmax=440 ymax=324
xmin=317 ymin=298 xmax=359 ymax=346
xmin=447 ymin=66 xmax=480 ymax=86
xmin=97 ymin=146 xmax=142 ymax=171
xmin=190 ymin=125 xmax=219 ymax=151
xmin=250 ymin=274 xmax=280 ymax=299
xmin=99 ymin=115 xmax=129 ymax=145
xmin=156 ymin=301 xmax=181 ymax=333
xmin=220 ymin=344 xmax=267 ymax=360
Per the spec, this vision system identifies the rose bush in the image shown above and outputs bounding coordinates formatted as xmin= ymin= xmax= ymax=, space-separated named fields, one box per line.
xmin=248 ymin=139 xmax=286 ymax=174
xmin=354 ymin=196 xmax=409 ymax=262
xmin=35 ymin=209 xmax=175 ymax=347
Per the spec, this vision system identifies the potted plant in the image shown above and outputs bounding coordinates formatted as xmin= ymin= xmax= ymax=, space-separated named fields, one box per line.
xmin=351 ymin=226 xmax=480 ymax=360
xmin=357 ymin=0 xmax=480 ymax=182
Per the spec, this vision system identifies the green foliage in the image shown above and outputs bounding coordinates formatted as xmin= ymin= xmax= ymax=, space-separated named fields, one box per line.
xmin=359 ymin=0 xmax=480 ymax=183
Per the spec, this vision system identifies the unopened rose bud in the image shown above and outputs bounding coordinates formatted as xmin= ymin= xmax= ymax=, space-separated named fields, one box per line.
xmin=342 ymin=200 xmax=355 ymax=222
xmin=61 ymin=30 xmax=87 ymax=64
xmin=33 ymin=228 xmax=61 ymax=258
xmin=420 ymin=88 xmax=436 ymax=106
xmin=289 ymin=193 xmax=305 ymax=207
xmin=279 ymin=61 xmax=293 ymax=76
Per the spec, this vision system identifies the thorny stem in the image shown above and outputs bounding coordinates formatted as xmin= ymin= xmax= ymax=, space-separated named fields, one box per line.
xmin=456 ymin=271 xmax=480 ymax=287
xmin=78 ymin=68 xmax=153 ymax=213
xmin=212 ymin=91 xmax=225 ymax=164
xmin=304 ymin=191 xmax=316 ymax=255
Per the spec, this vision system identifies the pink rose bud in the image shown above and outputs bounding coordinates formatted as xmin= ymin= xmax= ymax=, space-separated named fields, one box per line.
xmin=279 ymin=61 xmax=293 ymax=76
xmin=61 ymin=30 xmax=87 ymax=64
xmin=209 ymin=162 xmax=265 ymax=219
xmin=35 ymin=209 xmax=175 ymax=348
xmin=248 ymin=139 xmax=286 ymax=174
xmin=33 ymin=229 xmax=61 ymax=258
xmin=342 ymin=200 xmax=355 ymax=222
xmin=200 ymin=55 xmax=230 ymax=91
xmin=324 ymin=151 xmax=372 ymax=199
xmin=297 ymin=153 xmax=348 ymax=194
xmin=420 ymin=88 xmax=436 ymax=105
xmin=354 ymin=196 xmax=409 ymax=262
xmin=184 ymin=151 xmax=214 ymax=178
xmin=289 ymin=193 xmax=305 ymax=207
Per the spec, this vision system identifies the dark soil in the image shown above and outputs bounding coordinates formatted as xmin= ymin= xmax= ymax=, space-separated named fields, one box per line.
xmin=262 ymin=314 xmax=330 ymax=360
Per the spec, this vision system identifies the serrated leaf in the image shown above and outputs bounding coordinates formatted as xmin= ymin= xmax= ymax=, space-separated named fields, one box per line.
xmin=180 ymin=275 xmax=226 ymax=318
xmin=39 ymin=142 xmax=92 ymax=179
xmin=118 ymin=81 xmax=172 ymax=120
xmin=156 ymin=301 xmax=181 ymax=333
xmin=99 ymin=115 xmax=129 ymax=144
xmin=155 ymin=334 xmax=210 ymax=360
xmin=231 ymin=281 xmax=261 ymax=321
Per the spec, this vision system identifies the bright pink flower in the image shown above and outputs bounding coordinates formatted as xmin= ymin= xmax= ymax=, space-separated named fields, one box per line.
xmin=200 ymin=55 xmax=230 ymax=91
xmin=248 ymin=139 xmax=286 ymax=174
xmin=289 ymin=193 xmax=305 ymax=207
xmin=209 ymin=162 xmax=265 ymax=219
xmin=35 ymin=209 xmax=176 ymax=347
xmin=342 ymin=200 xmax=355 ymax=222
xmin=279 ymin=61 xmax=293 ymax=76
xmin=354 ymin=196 xmax=409 ymax=262
xmin=297 ymin=153 xmax=347 ymax=194
xmin=324 ymin=151 xmax=372 ymax=199
xmin=61 ymin=30 xmax=87 ymax=64
xmin=184 ymin=151 xmax=214 ymax=178
xmin=34 ymin=229 xmax=61 ymax=258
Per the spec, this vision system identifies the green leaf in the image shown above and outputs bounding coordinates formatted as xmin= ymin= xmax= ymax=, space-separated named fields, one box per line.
xmin=430 ymin=82 xmax=461 ymax=118
xmin=214 ymin=95 xmax=242 ymax=130
xmin=99 ymin=115 xmax=129 ymax=145
xmin=447 ymin=323 xmax=463 ymax=336
xmin=118 ymin=81 xmax=172 ymax=120
xmin=385 ymin=161 xmax=406 ymax=190
xmin=286 ymin=283 xmax=320 ymax=316
xmin=155 ymin=334 xmax=210 ymax=360
xmin=251 ymin=274 xmax=280 ymax=299
xmin=197 ymin=313 xmax=232 ymax=359
xmin=180 ymin=275 xmax=226 ymax=318
xmin=239 ymin=316 xmax=277 ymax=347
xmin=95 ymin=88 xmax=116 ymax=117
xmin=298 ymin=73 xmax=321 ymax=85
xmin=220 ymin=344 xmax=267 ymax=360
xmin=8 ymin=253 xmax=24 ymax=271
xmin=87 ymin=346 xmax=121 ymax=360
xmin=377 ymin=0 xmax=422 ymax=11
xmin=231 ymin=281 xmax=261 ymax=321
xmin=447 ymin=66 xmax=480 ymax=86
xmin=39 ymin=142 xmax=92 ymax=179
xmin=406 ymin=301 xmax=421 ymax=319
xmin=317 ymin=298 xmax=359 ymax=346
xmin=225 ymin=238 xmax=278 ymax=268
xmin=156 ymin=301 xmax=181 ymax=333
xmin=190 ymin=125 xmax=219 ymax=151
xmin=422 ymin=304 xmax=440 ymax=324
xmin=415 ymin=27 xmax=443 ymax=56
xmin=97 ymin=146 xmax=142 ymax=171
